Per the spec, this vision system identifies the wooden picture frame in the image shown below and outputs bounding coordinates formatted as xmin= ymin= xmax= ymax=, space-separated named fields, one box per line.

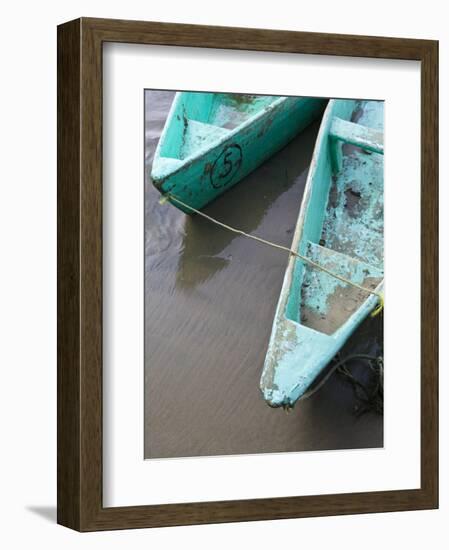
xmin=57 ymin=17 xmax=438 ymax=531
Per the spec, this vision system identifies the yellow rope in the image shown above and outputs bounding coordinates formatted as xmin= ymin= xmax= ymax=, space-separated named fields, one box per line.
xmin=160 ymin=193 xmax=384 ymax=317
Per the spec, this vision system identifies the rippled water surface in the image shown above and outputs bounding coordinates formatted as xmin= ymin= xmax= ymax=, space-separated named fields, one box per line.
xmin=144 ymin=90 xmax=383 ymax=459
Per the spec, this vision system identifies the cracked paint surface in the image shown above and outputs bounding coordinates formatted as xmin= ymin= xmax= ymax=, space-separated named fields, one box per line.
xmin=300 ymin=243 xmax=382 ymax=335
xmin=321 ymin=150 xmax=383 ymax=269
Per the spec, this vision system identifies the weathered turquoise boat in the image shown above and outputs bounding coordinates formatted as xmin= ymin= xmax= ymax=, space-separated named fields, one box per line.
xmin=260 ymin=99 xmax=384 ymax=408
xmin=151 ymin=92 xmax=326 ymax=211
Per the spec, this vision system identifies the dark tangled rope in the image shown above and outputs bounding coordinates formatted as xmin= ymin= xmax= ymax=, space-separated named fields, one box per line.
xmin=300 ymin=353 xmax=383 ymax=416
xmin=335 ymin=354 xmax=383 ymax=416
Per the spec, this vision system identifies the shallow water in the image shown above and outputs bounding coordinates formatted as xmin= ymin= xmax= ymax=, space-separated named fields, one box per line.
xmin=144 ymin=90 xmax=383 ymax=459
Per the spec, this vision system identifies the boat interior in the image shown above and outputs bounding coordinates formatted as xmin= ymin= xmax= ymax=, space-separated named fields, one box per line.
xmin=157 ymin=92 xmax=280 ymax=161
xmin=285 ymin=99 xmax=384 ymax=335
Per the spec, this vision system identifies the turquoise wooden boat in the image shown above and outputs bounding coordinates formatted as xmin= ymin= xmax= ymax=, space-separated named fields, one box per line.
xmin=260 ymin=99 xmax=384 ymax=408
xmin=151 ymin=92 xmax=326 ymax=211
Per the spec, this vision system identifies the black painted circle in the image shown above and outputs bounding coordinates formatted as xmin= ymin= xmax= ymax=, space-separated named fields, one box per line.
xmin=210 ymin=144 xmax=243 ymax=189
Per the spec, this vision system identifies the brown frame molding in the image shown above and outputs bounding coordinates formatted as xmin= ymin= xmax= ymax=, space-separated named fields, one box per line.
xmin=57 ymin=17 xmax=438 ymax=531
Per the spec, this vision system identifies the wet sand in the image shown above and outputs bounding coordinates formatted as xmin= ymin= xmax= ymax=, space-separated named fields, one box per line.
xmin=144 ymin=90 xmax=383 ymax=459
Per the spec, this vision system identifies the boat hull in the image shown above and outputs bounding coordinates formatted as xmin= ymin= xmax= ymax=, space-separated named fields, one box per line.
xmin=260 ymin=99 xmax=384 ymax=408
xmin=151 ymin=93 xmax=326 ymax=212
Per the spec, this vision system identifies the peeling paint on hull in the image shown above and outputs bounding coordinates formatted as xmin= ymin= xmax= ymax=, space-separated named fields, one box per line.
xmin=151 ymin=92 xmax=326 ymax=212
xmin=260 ymin=99 xmax=384 ymax=408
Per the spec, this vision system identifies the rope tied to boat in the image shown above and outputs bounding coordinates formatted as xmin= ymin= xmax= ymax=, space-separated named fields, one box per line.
xmin=159 ymin=193 xmax=384 ymax=317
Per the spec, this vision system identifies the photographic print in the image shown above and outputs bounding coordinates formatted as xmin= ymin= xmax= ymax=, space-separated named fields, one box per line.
xmin=144 ymin=90 xmax=384 ymax=459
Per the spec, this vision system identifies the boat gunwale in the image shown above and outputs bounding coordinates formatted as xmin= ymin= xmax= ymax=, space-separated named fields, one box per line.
xmin=270 ymin=99 xmax=336 ymax=332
